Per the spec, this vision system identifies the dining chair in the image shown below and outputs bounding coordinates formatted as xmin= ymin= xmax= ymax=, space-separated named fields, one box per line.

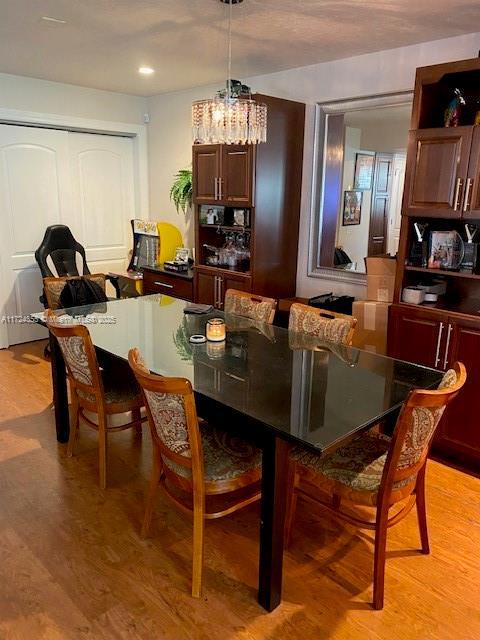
xmin=43 ymin=274 xmax=107 ymax=310
xmin=224 ymin=289 xmax=277 ymax=324
xmin=284 ymin=362 xmax=466 ymax=609
xmin=128 ymin=347 xmax=262 ymax=598
xmin=47 ymin=313 xmax=145 ymax=489
xmin=288 ymin=302 xmax=357 ymax=345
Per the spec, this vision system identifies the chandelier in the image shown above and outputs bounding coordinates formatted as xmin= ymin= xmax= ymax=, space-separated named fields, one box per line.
xmin=192 ymin=0 xmax=267 ymax=145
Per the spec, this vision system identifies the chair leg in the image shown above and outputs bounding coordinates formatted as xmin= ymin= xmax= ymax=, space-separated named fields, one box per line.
xmin=415 ymin=464 xmax=430 ymax=555
xmin=373 ymin=507 xmax=389 ymax=610
xmin=132 ymin=407 xmax=142 ymax=437
xmin=284 ymin=460 xmax=298 ymax=549
xmin=191 ymin=501 xmax=205 ymax=598
xmin=98 ymin=415 xmax=108 ymax=490
xmin=141 ymin=455 xmax=162 ymax=539
xmin=67 ymin=394 xmax=79 ymax=458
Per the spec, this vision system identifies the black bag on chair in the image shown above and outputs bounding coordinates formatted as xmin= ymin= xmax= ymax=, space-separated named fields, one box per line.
xmin=59 ymin=277 xmax=108 ymax=315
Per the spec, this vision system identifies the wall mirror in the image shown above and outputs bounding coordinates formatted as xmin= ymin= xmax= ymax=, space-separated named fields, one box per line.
xmin=309 ymin=92 xmax=413 ymax=282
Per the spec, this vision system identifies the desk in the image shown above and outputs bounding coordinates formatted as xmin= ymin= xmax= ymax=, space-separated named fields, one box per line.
xmin=35 ymin=295 xmax=441 ymax=611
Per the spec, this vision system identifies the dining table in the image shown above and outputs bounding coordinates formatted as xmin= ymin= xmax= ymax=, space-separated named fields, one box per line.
xmin=35 ymin=293 xmax=442 ymax=612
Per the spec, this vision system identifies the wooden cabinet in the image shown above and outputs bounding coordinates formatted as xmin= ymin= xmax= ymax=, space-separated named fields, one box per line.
xmin=194 ymin=94 xmax=305 ymax=304
xmin=388 ymin=303 xmax=480 ymax=468
xmin=195 ymin=267 xmax=251 ymax=309
xmin=142 ymin=267 xmax=194 ymax=301
xmin=405 ymin=127 xmax=473 ymax=218
xmin=221 ymin=145 xmax=253 ymax=204
xmin=192 ymin=145 xmax=221 ymax=203
xmin=388 ymin=305 xmax=445 ymax=369
xmin=435 ymin=317 xmax=480 ymax=463
xmin=464 ymin=126 xmax=480 ymax=218
xmin=192 ymin=144 xmax=253 ymax=205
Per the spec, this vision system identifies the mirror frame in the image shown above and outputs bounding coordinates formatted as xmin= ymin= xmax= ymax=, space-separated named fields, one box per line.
xmin=308 ymin=91 xmax=413 ymax=284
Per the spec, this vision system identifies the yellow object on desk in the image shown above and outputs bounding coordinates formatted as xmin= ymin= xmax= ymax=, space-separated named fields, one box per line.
xmin=157 ymin=222 xmax=183 ymax=264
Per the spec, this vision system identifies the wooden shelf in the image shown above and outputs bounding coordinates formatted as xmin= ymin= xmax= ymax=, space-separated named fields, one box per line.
xmin=199 ymin=224 xmax=251 ymax=232
xmin=405 ymin=266 xmax=480 ymax=280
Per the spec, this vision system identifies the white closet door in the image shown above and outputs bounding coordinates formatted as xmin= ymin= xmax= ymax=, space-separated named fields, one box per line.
xmin=0 ymin=125 xmax=71 ymax=346
xmin=0 ymin=126 xmax=137 ymax=347
xmin=68 ymin=132 xmax=135 ymax=281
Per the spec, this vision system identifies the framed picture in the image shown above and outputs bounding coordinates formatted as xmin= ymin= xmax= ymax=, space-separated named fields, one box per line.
xmin=342 ymin=190 xmax=363 ymax=226
xmin=199 ymin=205 xmax=224 ymax=225
xmin=354 ymin=152 xmax=375 ymax=190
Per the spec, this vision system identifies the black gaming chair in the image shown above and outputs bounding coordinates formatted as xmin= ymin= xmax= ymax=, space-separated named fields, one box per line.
xmin=35 ymin=225 xmax=120 ymax=306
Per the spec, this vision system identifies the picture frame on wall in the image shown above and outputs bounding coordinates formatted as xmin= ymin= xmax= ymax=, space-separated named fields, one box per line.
xmin=342 ymin=190 xmax=363 ymax=226
xmin=354 ymin=152 xmax=375 ymax=190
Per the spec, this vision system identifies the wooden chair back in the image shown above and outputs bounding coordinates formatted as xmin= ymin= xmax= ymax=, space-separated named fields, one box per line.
xmin=224 ymin=289 xmax=277 ymax=325
xmin=289 ymin=302 xmax=357 ymax=346
xmin=128 ymin=348 xmax=204 ymax=492
xmin=43 ymin=273 xmax=107 ymax=310
xmin=380 ymin=362 xmax=466 ymax=500
xmin=46 ymin=312 xmax=104 ymax=407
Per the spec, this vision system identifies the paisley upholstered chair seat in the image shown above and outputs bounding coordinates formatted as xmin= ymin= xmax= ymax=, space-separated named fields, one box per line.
xmin=291 ymin=431 xmax=416 ymax=507
xmin=163 ymin=423 xmax=262 ymax=485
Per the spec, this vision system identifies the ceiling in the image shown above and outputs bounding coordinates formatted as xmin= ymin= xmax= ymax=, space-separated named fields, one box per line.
xmin=1 ymin=0 xmax=479 ymax=97
xmin=345 ymin=104 xmax=412 ymax=128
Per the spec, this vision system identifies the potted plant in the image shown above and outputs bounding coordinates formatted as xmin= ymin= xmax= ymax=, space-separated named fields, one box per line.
xmin=170 ymin=168 xmax=193 ymax=216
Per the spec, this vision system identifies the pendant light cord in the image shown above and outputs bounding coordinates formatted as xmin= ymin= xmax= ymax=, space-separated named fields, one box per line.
xmin=227 ymin=0 xmax=232 ymax=101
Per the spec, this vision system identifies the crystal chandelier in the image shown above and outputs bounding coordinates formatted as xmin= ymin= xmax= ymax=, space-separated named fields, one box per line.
xmin=192 ymin=0 xmax=267 ymax=145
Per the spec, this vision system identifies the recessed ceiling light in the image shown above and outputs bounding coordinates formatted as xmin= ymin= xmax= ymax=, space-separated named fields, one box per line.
xmin=41 ymin=16 xmax=67 ymax=24
xmin=139 ymin=67 xmax=155 ymax=75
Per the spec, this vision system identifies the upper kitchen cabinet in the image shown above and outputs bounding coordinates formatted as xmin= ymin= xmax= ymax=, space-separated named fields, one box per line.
xmin=193 ymin=144 xmax=253 ymax=205
xmin=404 ymin=127 xmax=473 ymax=218
xmin=192 ymin=145 xmax=222 ymax=203
xmin=404 ymin=59 xmax=480 ymax=218
xmin=464 ymin=126 xmax=480 ymax=219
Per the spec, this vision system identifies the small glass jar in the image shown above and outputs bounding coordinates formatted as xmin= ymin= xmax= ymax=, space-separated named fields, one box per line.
xmin=206 ymin=317 xmax=226 ymax=342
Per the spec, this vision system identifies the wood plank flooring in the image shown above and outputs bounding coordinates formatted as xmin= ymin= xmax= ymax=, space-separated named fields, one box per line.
xmin=0 ymin=340 xmax=479 ymax=639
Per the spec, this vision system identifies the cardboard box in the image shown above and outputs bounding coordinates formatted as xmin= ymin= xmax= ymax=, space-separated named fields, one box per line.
xmin=351 ymin=300 xmax=390 ymax=354
xmin=365 ymin=256 xmax=396 ymax=303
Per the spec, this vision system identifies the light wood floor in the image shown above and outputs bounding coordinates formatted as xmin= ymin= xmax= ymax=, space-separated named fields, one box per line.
xmin=1 ymin=341 xmax=479 ymax=640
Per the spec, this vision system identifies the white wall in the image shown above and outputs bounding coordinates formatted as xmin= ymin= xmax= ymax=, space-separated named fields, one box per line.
xmin=146 ymin=31 xmax=480 ymax=299
xmin=336 ymin=127 xmax=371 ymax=271
xmin=0 ymin=72 xmax=148 ymax=124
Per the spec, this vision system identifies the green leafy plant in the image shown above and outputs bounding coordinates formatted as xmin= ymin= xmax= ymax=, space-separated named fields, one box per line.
xmin=170 ymin=168 xmax=193 ymax=215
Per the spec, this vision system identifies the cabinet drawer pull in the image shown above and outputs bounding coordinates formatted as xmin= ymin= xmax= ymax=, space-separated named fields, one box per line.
xmin=434 ymin=322 xmax=444 ymax=368
xmin=453 ymin=177 xmax=463 ymax=211
xmin=153 ymin=281 xmax=174 ymax=289
xmin=443 ymin=323 xmax=453 ymax=370
xmin=463 ymin=178 xmax=473 ymax=212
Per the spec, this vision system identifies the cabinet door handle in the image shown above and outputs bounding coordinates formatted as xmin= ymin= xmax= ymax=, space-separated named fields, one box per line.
xmin=214 ymin=276 xmax=219 ymax=308
xmin=434 ymin=322 xmax=444 ymax=368
xmin=463 ymin=178 xmax=473 ymax=212
xmin=443 ymin=323 xmax=453 ymax=370
xmin=218 ymin=277 xmax=223 ymax=308
xmin=154 ymin=281 xmax=174 ymax=289
xmin=453 ymin=177 xmax=464 ymax=211
xmin=219 ymin=177 xmax=223 ymax=200
xmin=214 ymin=177 xmax=218 ymax=200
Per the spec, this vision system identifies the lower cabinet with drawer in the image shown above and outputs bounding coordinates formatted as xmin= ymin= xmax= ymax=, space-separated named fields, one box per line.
xmin=388 ymin=303 xmax=480 ymax=469
xmin=142 ymin=267 xmax=194 ymax=301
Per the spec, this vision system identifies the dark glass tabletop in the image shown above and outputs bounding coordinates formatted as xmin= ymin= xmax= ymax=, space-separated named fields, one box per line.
xmin=40 ymin=294 xmax=443 ymax=452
